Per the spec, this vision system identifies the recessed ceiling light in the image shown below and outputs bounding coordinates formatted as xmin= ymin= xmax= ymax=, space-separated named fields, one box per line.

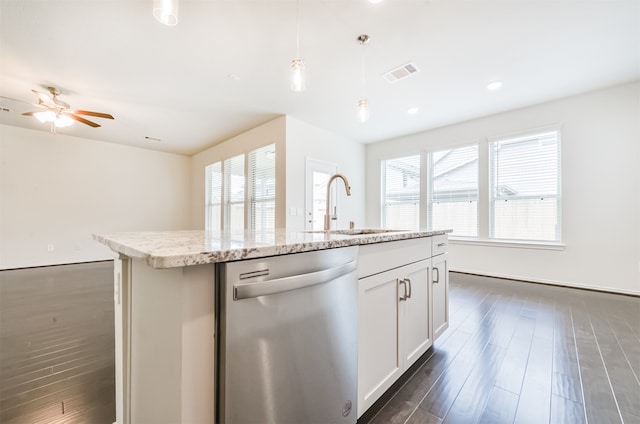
xmin=368 ymin=0 xmax=384 ymax=3
xmin=407 ymin=107 xmax=419 ymax=115
xmin=487 ymin=81 xmax=503 ymax=91
xmin=227 ymin=74 xmax=241 ymax=81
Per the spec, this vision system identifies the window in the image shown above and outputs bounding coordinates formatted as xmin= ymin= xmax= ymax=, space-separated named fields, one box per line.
xmin=205 ymin=162 xmax=222 ymax=231
xmin=205 ymin=144 xmax=276 ymax=232
xmin=224 ymin=154 xmax=245 ymax=231
xmin=428 ymin=145 xmax=478 ymax=237
xmin=382 ymin=155 xmax=420 ymax=230
xmin=489 ymin=130 xmax=561 ymax=242
xmin=248 ymin=145 xmax=276 ymax=233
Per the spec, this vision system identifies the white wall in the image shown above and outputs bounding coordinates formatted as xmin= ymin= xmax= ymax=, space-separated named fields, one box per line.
xmin=0 ymin=125 xmax=191 ymax=269
xmin=366 ymin=82 xmax=640 ymax=295
xmin=285 ymin=116 xmax=366 ymax=231
xmin=190 ymin=116 xmax=287 ymax=229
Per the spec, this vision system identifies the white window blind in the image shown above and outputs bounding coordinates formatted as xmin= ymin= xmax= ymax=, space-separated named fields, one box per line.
xmin=248 ymin=144 xmax=276 ymax=233
xmin=489 ymin=130 xmax=561 ymax=242
xmin=205 ymin=161 xmax=222 ymax=231
xmin=224 ymin=154 xmax=245 ymax=232
xmin=382 ymin=155 xmax=420 ymax=230
xmin=428 ymin=145 xmax=478 ymax=237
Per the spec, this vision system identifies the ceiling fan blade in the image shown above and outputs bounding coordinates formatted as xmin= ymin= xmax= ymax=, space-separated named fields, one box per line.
xmin=70 ymin=114 xmax=101 ymax=128
xmin=73 ymin=109 xmax=114 ymax=119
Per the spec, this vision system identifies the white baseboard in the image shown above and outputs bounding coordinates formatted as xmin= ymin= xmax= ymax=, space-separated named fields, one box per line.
xmin=450 ymin=268 xmax=640 ymax=297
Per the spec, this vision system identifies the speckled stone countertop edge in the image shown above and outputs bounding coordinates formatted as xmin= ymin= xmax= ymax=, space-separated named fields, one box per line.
xmin=93 ymin=229 xmax=451 ymax=269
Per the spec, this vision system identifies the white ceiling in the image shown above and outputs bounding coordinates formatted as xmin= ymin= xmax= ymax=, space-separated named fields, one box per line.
xmin=1 ymin=0 xmax=638 ymax=156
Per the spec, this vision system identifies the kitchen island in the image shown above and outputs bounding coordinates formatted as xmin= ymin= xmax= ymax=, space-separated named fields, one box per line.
xmin=93 ymin=228 xmax=450 ymax=424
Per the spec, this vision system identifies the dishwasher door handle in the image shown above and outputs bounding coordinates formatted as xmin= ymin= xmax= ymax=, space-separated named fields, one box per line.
xmin=233 ymin=260 xmax=357 ymax=300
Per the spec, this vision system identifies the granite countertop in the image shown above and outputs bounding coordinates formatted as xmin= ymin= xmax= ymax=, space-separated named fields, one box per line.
xmin=92 ymin=228 xmax=451 ymax=269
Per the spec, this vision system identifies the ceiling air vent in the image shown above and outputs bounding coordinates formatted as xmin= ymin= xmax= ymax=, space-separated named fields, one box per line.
xmin=383 ymin=63 xmax=419 ymax=83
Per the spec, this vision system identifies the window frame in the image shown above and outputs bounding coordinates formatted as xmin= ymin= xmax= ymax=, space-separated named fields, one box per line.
xmin=488 ymin=127 xmax=562 ymax=243
xmin=380 ymin=154 xmax=422 ymax=230
xmin=427 ymin=143 xmax=480 ymax=238
xmin=247 ymin=145 xmax=276 ymax=233
xmin=205 ymin=143 xmax=276 ymax=233
xmin=377 ymin=125 xmax=565 ymax=250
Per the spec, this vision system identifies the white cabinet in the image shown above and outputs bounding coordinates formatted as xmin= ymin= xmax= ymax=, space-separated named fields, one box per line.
xmin=357 ymin=238 xmax=432 ymax=417
xmin=357 ymin=267 xmax=403 ymax=416
xmin=357 ymin=234 xmax=450 ymax=418
xmin=431 ymin=235 xmax=449 ymax=341
xmin=399 ymin=260 xmax=432 ymax=367
xmin=431 ymin=257 xmax=449 ymax=341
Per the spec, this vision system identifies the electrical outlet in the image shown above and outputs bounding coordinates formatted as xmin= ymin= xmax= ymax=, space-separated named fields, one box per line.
xmin=47 ymin=244 xmax=55 ymax=252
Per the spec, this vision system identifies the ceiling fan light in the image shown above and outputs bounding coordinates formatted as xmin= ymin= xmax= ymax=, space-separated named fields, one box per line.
xmin=290 ymin=59 xmax=306 ymax=92
xmin=34 ymin=110 xmax=55 ymax=123
xmin=55 ymin=114 xmax=74 ymax=128
xmin=358 ymin=99 xmax=369 ymax=123
xmin=153 ymin=0 xmax=179 ymax=26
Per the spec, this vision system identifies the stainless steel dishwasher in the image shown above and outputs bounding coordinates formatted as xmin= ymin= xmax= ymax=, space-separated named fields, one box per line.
xmin=216 ymin=246 xmax=358 ymax=424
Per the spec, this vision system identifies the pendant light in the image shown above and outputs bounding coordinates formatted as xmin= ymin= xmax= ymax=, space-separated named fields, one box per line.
xmin=290 ymin=0 xmax=306 ymax=92
xmin=357 ymin=34 xmax=370 ymax=123
xmin=153 ymin=0 xmax=179 ymax=26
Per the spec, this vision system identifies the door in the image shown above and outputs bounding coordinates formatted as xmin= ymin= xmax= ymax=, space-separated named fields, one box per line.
xmin=401 ymin=259 xmax=432 ymax=369
xmin=432 ymin=253 xmax=449 ymax=341
xmin=305 ymin=158 xmax=337 ymax=231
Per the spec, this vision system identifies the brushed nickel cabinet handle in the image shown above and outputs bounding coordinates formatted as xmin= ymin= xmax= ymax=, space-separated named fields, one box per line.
xmin=399 ymin=279 xmax=408 ymax=301
xmin=433 ymin=267 xmax=440 ymax=284
xmin=405 ymin=278 xmax=412 ymax=299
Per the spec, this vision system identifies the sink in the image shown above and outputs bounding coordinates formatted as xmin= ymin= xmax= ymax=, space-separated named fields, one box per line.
xmin=306 ymin=228 xmax=406 ymax=236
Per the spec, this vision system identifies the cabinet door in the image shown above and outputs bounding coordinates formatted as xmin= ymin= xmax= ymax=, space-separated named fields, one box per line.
xmin=357 ymin=268 xmax=403 ymax=417
xmin=401 ymin=259 xmax=432 ymax=369
xmin=431 ymin=253 xmax=449 ymax=341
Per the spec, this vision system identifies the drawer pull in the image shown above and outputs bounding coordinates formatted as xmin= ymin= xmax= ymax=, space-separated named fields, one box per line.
xmin=437 ymin=242 xmax=446 ymax=247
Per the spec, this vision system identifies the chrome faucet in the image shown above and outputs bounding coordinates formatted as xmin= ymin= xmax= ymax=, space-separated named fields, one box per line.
xmin=324 ymin=173 xmax=351 ymax=231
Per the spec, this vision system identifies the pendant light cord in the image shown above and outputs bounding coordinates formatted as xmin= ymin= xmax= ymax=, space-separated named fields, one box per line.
xmin=361 ymin=41 xmax=365 ymax=98
xmin=295 ymin=0 xmax=300 ymax=58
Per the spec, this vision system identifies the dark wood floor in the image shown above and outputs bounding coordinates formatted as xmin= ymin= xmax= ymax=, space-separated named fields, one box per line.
xmin=366 ymin=272 xmax=640 ymax=424
xmin=2 ymin=264 xmax=638 ymax=424
xmin=0 ymin=261 xmax=115 ymax=424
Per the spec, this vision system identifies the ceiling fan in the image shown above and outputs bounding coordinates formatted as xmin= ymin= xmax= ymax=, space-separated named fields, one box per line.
xmin=18 ymin=86 xmax=114 ymax=134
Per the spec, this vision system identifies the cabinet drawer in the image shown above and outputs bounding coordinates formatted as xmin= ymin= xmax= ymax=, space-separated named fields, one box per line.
xmin=432 ymin=234 xmax=448 ymax=256
xmin=358 ymin=237 xmax=431 ymax=279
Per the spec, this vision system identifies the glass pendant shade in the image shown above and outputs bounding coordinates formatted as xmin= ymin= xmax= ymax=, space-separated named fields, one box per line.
xmin=290 ymin=59 xmax=306 ymax=92
xmin=153 ymin=0 xmax=179 ymax=26
xmin=358 ymin=99 xmax=369 ymax=123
